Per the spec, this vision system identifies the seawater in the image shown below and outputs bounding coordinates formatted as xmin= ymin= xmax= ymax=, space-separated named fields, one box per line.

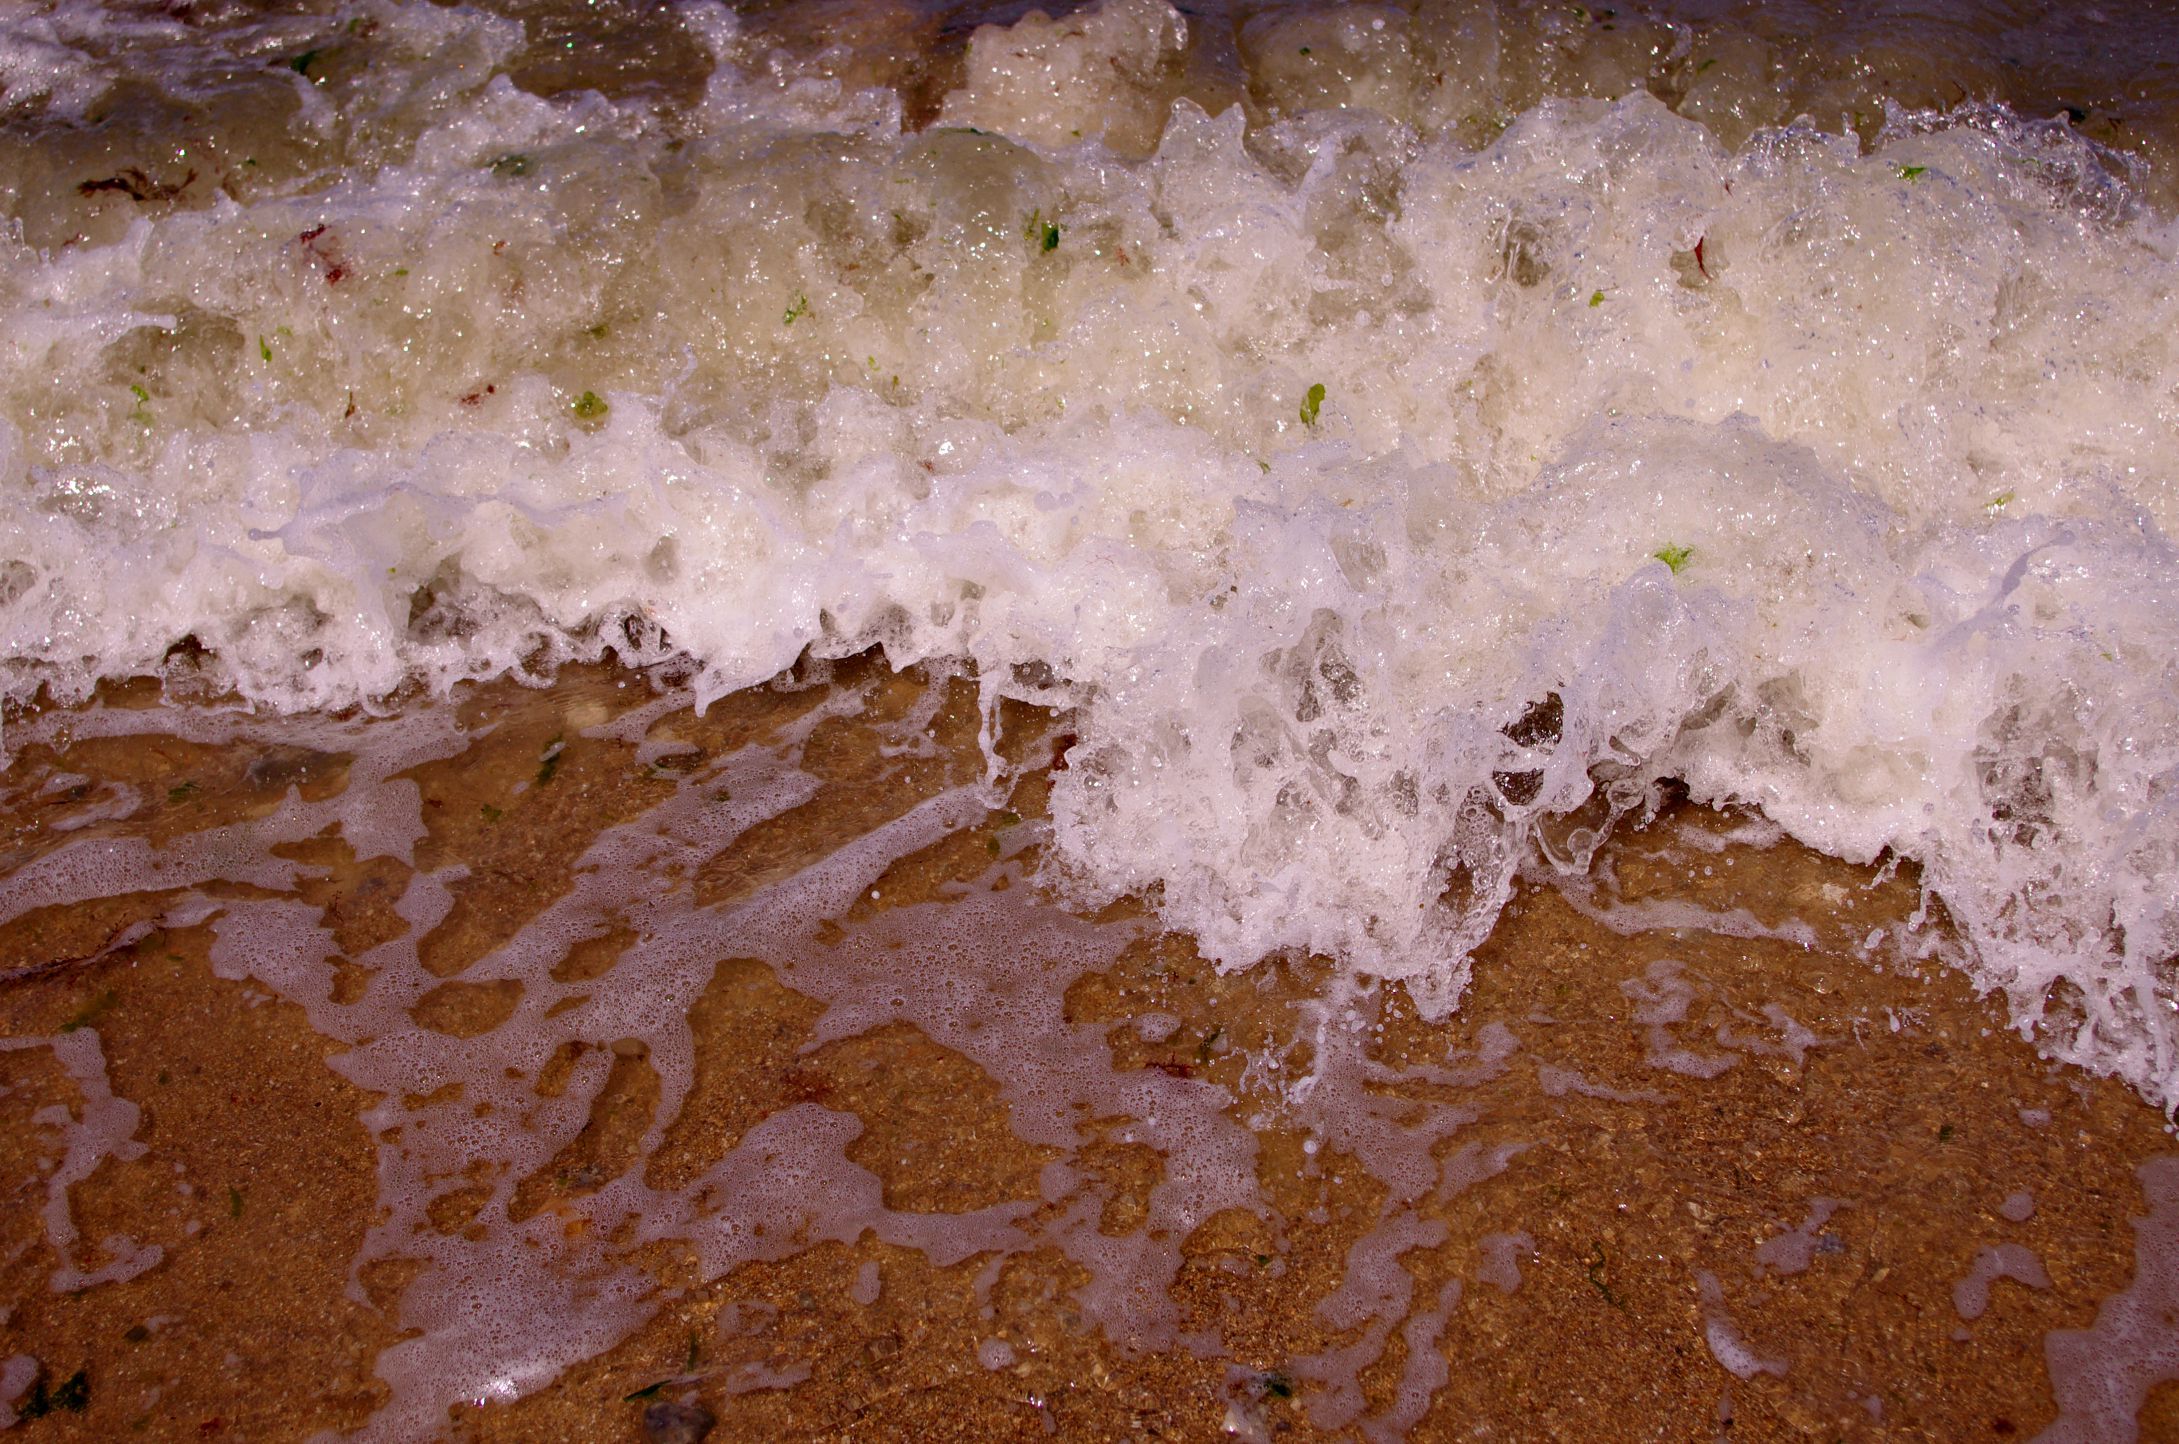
xmin=4 ymin=3 xmax=2179 ymax=1434
xmin=11 ymin=0 xmax=2172 ymax=1098
xmin=4 ymin=3 xmax=2179 ymax=1406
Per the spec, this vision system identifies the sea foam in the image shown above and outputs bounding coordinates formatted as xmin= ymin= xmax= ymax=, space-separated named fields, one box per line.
xmin=1 ymin=0 xmax=2176 ymax=1102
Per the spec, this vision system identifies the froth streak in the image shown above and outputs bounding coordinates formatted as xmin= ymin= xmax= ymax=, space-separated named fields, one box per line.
xmin=0 ymin=1029 xmax=161 ymax=1294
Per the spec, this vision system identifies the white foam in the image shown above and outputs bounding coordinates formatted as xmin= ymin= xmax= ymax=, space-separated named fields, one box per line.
xmin=1697 ymin=1270 xmax=1787 ymax=1380
xmin=2 ymin=0 xmax=2177 ymax=1102
xmin=1952 ymin=1243 xmax=2051 ymax=1321
xmin=2039 ymin=1156 xmax=2179 ymax=1443
xmin=1621 ymin=958 xmax=1739 ymax=1079
xmin=0 ymin=1355 xmax=37 ymax=1431
xmin=1474 ymin=1230 xmax=1535 ymax=1294
xmin=1536 ymin=1063 xmax=1667 ymax=1105
xmin=1754 ymin=1199 xmax=1841 ymax=1278
xmin=0 ymin=1029 xmax=162 ymax=1293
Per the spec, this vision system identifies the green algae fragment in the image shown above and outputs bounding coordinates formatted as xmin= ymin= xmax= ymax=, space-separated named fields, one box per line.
xmin=1589 ymin=289 xmax=1605 ymax=307
xmin=1586 ymin=1240 xmax=1625 ymax=1309
xmin=1653 ymin=543 xmax=1693 ymax=574
xmin=572 ymin=391 xmax=608 ymax=421
xmin=1300 ymin=382 xmax=1325 ymax=427
xmin=783 ymin=294 xmax=810 ymax=325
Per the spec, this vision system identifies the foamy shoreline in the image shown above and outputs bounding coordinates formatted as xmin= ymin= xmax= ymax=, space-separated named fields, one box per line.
xmin=0 ymin=658 xmax=2174 ymax=1439
xmin=3 ymin=0 xmax=2177 ymax=1105
xmin=4 ymin=1 xmax=2179 ymax=1432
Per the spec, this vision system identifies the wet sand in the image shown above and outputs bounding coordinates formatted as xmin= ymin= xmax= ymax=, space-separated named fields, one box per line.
xmin=2 ymin=660 xmax=2175 ymax=1441
xmin=6 ymin=0 xmax=2179 ymax=1437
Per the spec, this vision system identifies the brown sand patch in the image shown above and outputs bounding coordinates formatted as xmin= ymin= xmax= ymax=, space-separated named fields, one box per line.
xmin=0 ymin=663 xmax=2172 ymax=1442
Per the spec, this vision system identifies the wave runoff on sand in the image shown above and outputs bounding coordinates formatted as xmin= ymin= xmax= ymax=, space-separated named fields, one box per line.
xmin=4 ymin=0 xmax=2179 ymax=1436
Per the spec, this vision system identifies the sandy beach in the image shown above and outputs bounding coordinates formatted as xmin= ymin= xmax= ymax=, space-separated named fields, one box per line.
xmin=3 ymin=660 xmax=2174 ymax=1440
xmin=7 ymin=0 xmax=2179 ymax=1436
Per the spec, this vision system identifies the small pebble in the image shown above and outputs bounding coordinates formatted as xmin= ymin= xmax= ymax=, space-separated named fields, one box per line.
xmin=643 ymin=1400 xmax=715 ymax=1444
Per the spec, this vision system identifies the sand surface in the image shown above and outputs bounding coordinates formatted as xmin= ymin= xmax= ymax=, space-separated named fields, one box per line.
xmin=2 ymin=659 xmax=2175 ymax=1441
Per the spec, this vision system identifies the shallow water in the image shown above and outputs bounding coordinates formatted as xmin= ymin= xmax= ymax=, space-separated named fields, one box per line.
xmin=3 ymin=0 xmax=2179 ymax=1436
xmin=1 ymin=658 xmax=2176 ymax=1440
